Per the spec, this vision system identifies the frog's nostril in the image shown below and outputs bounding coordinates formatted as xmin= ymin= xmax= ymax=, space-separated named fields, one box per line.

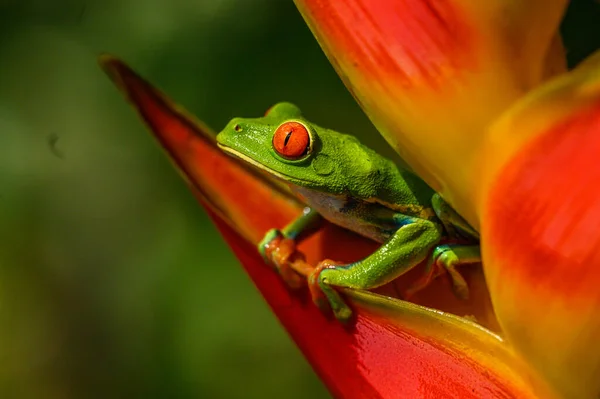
xmin=234 ymin=124 xmax=242 ymax=132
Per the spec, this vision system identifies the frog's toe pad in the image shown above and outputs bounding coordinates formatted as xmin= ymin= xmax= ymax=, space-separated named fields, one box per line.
xmin=258 ymin=229 xmax=284 ymax=263
xmin=309 ymin=260 xmax=353 ymax=323
xmin=331 ymin=303 xmax=353 ymax=324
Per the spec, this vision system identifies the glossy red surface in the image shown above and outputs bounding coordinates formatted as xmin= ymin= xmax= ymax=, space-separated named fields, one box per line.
xmin=215 ymin=216 xmax=535 ymax=399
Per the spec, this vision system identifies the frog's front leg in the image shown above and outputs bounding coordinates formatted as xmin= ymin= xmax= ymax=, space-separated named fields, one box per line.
xmin=308 ymin=219 xmax=442 ymax=323
xmin=259 ymin=207 xmax=322 ymax=289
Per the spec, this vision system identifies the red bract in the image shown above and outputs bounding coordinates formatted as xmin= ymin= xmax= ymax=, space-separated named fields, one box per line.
xmin=100 ymin=56 xmax=555 ymax=399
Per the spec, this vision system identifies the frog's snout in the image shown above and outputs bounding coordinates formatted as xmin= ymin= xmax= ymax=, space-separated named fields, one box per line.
xmin=215 ymin=130 xmax=226 ymax=146
xmin=216 ymin=117 xmax=244 ymax=147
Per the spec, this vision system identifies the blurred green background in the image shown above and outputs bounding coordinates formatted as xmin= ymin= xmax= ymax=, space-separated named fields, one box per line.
xmin=0 ymin=1 xmax=598 ymax=398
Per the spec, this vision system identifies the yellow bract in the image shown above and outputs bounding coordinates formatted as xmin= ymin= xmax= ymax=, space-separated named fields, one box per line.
xmin=294 ymin=0 xmax=568 ymax=228
xmin=480 ymin=50 xmax=600 ymax=399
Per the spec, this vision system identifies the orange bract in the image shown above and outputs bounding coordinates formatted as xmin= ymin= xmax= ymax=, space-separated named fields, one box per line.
xmin=272 ymin=121 xmax=311 ymax=159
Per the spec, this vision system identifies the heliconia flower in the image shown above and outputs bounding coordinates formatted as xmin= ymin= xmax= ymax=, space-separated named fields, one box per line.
xmin=479 ymin=50 xmax=600 ymax=399
xmin=99 ymin=56 xmax=557 ymax=399
xmin=294 ymin=0 xmax=568 ymax=227
xmin=293 ymin=2 xmax=600 ymax=398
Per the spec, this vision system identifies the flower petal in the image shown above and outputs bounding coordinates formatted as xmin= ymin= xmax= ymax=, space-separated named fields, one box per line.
xmin=100 ymin=54 xmax=299 ymax=245
xmin=480 ymin=50 xmax=600 ymax=399
xmin=294 ymin=0 xmax=568 ymax=227
xmin=101 ymin=56 xmax=555 ymax=399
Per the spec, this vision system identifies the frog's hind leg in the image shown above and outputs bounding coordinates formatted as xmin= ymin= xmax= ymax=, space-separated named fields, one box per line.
xmin=308 ymin=219 xmax=442 ymax=323
xmin=431 ymin=193 xmax=479 ymax=240
xmin=404 ymin=244 xmax=481 ymax=300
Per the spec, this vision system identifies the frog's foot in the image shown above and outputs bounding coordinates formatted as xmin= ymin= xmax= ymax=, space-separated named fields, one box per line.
xmin=258 ymin=228 xmax=282 ymax=263
xmin=259 ymin=229 xmax=305 ymax=290
xmin=308 ymin=260 xmax=353 ymax=324
xmin=404 ymin=244 xmax=480 ymax=300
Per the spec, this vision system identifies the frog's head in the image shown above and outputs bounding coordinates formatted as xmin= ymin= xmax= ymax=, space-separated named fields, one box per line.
xmin=217 ymin=102 xmax=382 ymax=195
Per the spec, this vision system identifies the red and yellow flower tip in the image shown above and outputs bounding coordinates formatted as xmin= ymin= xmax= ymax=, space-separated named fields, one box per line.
xmin=99 ymin=56 xmax=556 ymax=399
xmin=99 ymin=54 xmax=298 ymax=245
xmin=294 ymin=0 xmax=568 ymax=227
xmin=479 ymin=51 xmax=600 ymax=399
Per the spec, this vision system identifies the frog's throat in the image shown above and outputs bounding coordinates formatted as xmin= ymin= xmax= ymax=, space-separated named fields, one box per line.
xmin=218 ymin=144 xmax=309 ymax=185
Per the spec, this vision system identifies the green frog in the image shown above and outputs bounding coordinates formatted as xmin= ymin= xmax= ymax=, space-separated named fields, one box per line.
xmin=217 ymin=103 xmax=480 ymax=323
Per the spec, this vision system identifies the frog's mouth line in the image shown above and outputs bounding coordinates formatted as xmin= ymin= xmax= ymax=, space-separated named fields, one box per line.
xmin=217 ymin=143 xmax=308 ymax=185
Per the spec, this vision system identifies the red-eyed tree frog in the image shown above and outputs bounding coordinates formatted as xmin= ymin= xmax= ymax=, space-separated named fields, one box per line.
xmin=217 ymin=103 xmax=480 ymax=323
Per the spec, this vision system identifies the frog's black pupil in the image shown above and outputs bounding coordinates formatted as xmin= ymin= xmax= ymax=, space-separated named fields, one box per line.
xmin=283 ymin=130 xmax=293 ymax=146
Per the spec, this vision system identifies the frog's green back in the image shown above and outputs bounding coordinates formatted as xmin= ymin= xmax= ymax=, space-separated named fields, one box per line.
xmin=216 ymin=102 xmax=435 ymax=208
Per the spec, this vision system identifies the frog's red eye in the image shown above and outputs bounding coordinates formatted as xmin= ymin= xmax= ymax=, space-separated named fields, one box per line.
xmin=272 ymin=122 xmax=310 ymax=160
